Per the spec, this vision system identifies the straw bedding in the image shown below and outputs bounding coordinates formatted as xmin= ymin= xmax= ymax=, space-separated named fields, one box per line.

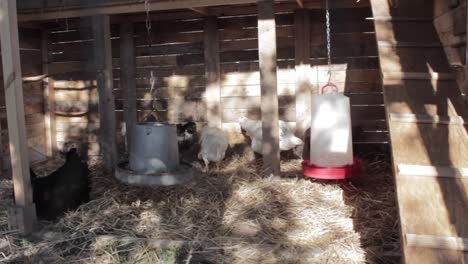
xmin=0 ymin=151 xmax=399 ymax=263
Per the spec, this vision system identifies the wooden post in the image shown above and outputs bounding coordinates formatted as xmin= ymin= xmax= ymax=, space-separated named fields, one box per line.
xmin=257 ymin=0 xmax=280 ymax=176
xmin=0 ymin=0 xmax=36 ymax=233
xmin=465 ymin=2 xmax=468 ymax=104
xmin=92 ymin=15 xmax=118 ymax=169
xmin=41 ymin=28 xmax=57 ymax=156
xmin=119 ymin=22 xmax=137 ymax=152
xmin=204 ymin=16 xmax=222 ymax=128
xmin=294 ymin=9 xmax=311 ymax=139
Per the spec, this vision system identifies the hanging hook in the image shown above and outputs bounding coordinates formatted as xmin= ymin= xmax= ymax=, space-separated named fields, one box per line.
xmin=321 ymin=83 xmax=338 ymax=94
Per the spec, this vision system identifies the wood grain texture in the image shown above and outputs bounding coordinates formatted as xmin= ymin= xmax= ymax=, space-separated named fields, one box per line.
xmin=371 ymin=0 xmax=468 ymax=262
xmin=119 ymin=22 xmax=137 ymax=152
xmin=405 ymin=234 xmax=468 ymax=251
xmin=92 ymin=15 xmax=117 ymax=169
xmin=43 ymin=4 xmax=386 ymax=151
xmin=257 ymin=0 xmax=280 ymax=176
xmin=389 ymin=113 xmax=466 ymax=125
xmin=294 ymin=9 xmax=311 ymax=139
xmin=18 ymin=0 xmax=258 ymax=21
xmin=204 ymin=17 xmax=222 ymax=127
xmin=42 ymin=29 xmax=56 ymax=156
xmin=464 ymin=1 xmax=468 ymax=104
xmin=0 ymin=0 xmax=36 ymax=233
xmin=398 ymin=164 xmax=468 ymax=178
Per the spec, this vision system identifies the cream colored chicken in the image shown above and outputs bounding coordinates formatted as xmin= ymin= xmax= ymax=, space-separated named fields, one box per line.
xmin=239 ymin=116 xmax=303 ymax=154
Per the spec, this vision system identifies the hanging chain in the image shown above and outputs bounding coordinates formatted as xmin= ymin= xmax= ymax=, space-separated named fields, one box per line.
xmin=145 ymin=0 xmax=152 ymax=35
xmin=149 ymin=70 xmax=156 ymax=95
xmin=144 ymin=0 xmax=159 ymax=119
xmin=320 ymin=0 xmax=339 ymax=94
xmin=58 ymin=0 xmax=69 ymax=31
xmin=325 ymin=0 xmax=332 ymax=83
xmin=144 ymin=0 xmax=154 ymax=68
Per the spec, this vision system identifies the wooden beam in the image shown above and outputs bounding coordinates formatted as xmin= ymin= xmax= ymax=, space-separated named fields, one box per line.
xmin=41 ymin=29 xmax=56 ymax=157
xmin=294 ymin=9 xmax=311 ymax=139
xmin=296 ymin=0 xmax=304 ymax=8
xmin=18 ymin=0 xmax=371 ymax=22
xmin=405 ymin=234 xmax=468 ymax=251
xmin=18 ymin=0 xmax=256 ymax=21
xmin=0 ymin=0 xmax=36 ymax=233
xmin=257 ymin=0 xmax=280 ymax=177
xmin=397 ymin=164 xmax=468 ymax=179
xmin=377 ymin=40 xmax=442 ymax=48
xmin=92 ymin=15 xmax=118 ymax=169
xmin=382 ymin=72 xmax=457 ymax=80
xmin=367 ymin=16 xmax=433 ymax=21
xmin=465 ymin=1 xmax=468 ymax=104
xmin=204 ymin=17 xmax=222 ymax=128
xmin=389 ymin=113 xmax=466 ymax=125
xmin=119 ymin=22 xmax=137 ymax=153
xmin=303 ymin=0 xmax=370 ymax=9
xmin=190 ymin=7 xmax=211 ymax=15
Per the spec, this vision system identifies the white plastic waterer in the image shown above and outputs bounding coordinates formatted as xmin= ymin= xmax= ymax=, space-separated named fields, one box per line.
xmin=309 ymin=83 xmax=353 ymax=168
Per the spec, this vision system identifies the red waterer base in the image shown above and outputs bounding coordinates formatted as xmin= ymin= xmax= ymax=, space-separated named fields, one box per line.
xmin=302 ymin=159 xmax=363 ymax=180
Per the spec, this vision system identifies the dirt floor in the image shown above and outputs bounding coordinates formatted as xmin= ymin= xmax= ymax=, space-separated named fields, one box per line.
xmin=0 ymin=149 xmax=400 ymax=264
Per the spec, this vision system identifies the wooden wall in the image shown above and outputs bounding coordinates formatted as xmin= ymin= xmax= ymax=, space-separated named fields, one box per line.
xmin=434 ymin=0 xmax=468 ymax=99
xmin=0 ymin=28 xmax=47 ymax=171
xmin=44 ymin=6 xmax=387 ymax=157
xmin=217 ymin=8 xmax=386 ymax=146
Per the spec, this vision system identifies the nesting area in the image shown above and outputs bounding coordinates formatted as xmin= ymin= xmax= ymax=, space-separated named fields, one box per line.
xmin=1 ymin=151 xmax=399 ymax=264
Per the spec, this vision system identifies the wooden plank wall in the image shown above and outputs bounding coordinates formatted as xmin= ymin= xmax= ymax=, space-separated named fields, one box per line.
xmin=45 ymin=6 xmax=387 ymax=157
xmin=0 ymin=28 xmax=47 ymax=171
xmin=219 ymin=8 xmax=386 ymax=148
xmin=433 ymin=0 xmax=468 ymax=99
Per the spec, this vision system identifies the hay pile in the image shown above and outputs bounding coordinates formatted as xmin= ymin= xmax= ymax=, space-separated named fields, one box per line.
xmin=0 ymin=152 xmax=399 ymax=263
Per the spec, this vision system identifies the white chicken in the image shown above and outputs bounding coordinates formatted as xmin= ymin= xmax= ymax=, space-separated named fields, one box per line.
xmin=239 ymin=116 xmax=303 ymax=154
xmin=198 ymin=127 xmax=229 ymax=168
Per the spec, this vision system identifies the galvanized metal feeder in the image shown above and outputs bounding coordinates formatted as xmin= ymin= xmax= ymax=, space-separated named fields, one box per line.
xmin=116 ymin=122 xmax=193 ymax=187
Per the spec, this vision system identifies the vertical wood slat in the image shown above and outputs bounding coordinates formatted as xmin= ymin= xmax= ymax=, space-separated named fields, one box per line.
xmin=119 ymin=22 xmax=137 ymax=151
xmin=294 ymin=9 xmax=311 ymax=139
xmin=465 ymin=2 xmax=468 ymax=104
xmin=92 ymin=15 xmax=117 ymax=169
xmin=204 ymin=16 xmax=222 ymax=128
xmin=42 ymin=29 xmax=56 ymax=156
xmin=257 ymin=0 xmax=280 ymax=176
xmin=0 ymin=0 xmax=36 ymax=233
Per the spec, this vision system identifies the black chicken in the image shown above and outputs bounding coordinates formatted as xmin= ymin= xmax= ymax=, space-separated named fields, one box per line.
xmin=30 ymin=148 xmax=91 ymax=221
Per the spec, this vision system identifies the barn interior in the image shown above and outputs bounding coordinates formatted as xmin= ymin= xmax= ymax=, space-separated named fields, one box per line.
xmin=0 ymin=0 xmax=467 ymax=263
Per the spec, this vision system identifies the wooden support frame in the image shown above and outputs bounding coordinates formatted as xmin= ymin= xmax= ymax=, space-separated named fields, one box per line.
xmin=294 ymin=9 xmax=311 ymax=139
xmin=119 ymin=22 xmax=137 ymax=153
xmin=382 ymin=72 xmax=456 ymax=80
xmin=17 ymin=0 xmax=371 ymax=22
xmin=41 ymin=29 xmax=57 ymax=157
xmin=465 ymin=0 xmax=468 ymax=104
xmin=389 ymin=113 xmax=466 ymax=125
xmin=296 ymin=0 xmax=304 ymax=8
xmin=397 ymin=164 xmax=468 ymax=179
xmin=92 ymin=15 xmax=118 ymax=169
xmin=257 ymin=0 xmax=280 ymax=176
xmin=405 ymin=234 xmax=468 ymax=251
xmin=204 ymin=16 xmax=222 ymax=128
xmin=18 ymin=0 xmax=256 ymax=21
xmin=0 ymin=0 xmax=36 ymax=233
xmin=191 ymin=7 xmax=211 ymax=16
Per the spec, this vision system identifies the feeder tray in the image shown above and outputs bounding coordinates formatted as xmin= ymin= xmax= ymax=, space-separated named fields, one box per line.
xmin=115 ymin=161 xmax=193 ymax=187
xmin=302 ymin=159 xmax=362 ymax=180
